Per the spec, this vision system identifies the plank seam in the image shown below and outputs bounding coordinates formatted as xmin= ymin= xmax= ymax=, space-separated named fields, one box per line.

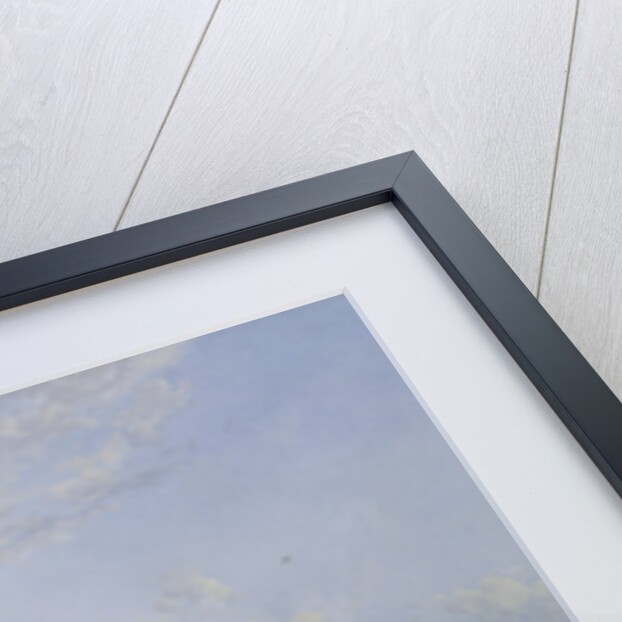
xmin=535 ymin=0 xmax=581 ymax=298
xmin=113 ymin=0 xmax=225 ymax=232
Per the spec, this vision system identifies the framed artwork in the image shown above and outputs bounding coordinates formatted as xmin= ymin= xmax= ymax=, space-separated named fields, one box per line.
xmin=0 ymin=151 xmax=620 ymax=621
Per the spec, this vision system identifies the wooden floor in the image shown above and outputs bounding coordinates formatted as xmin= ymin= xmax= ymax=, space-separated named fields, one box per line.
xmin=2 ymin=1 xmax=620 ymax=400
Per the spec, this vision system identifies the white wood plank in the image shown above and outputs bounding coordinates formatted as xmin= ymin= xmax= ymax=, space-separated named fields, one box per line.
xmin=539 ymin=0 xmax=622 ymax=400
xmin=119 ymin=0 xmax=576 ymax=291
xmin=0 ymin=0 xmax=218 ymax=261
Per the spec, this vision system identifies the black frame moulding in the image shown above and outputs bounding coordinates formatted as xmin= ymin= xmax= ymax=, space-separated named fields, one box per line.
xmin=1 ymin=151 xmax=621 ymax=498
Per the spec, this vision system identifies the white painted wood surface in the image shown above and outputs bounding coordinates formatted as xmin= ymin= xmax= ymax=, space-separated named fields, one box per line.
xmin=118 ymin=0 xmax=576 ymax=291
xmin=539 ymin=1 xmax=622 ymax=400
xmin=0 ymin=0 xmax=218 ymax=262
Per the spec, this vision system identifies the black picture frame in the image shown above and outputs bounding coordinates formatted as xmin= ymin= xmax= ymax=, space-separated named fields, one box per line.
xmin=1 ymin=151 xmax=621 ymax=499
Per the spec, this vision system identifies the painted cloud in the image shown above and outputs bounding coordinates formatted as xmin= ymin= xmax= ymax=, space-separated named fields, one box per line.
xmin=435 ymin=575 xmax=570 ymax=621
xmin=155 ymin=570 xmax=234 ymax=620
xmin=0 ymin=345 xmax=189 ymax=561
xmin=0 ymin=297 xmax=570 ymax=621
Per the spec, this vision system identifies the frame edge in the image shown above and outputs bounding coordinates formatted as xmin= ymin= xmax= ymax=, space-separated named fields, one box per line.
xmin=0 ymin=152 xmax=411 ymax=311
xmin=393 ymin=151 xmax=622 ymax=498
xmin=1 ymin=150 xmax=621 ymax=500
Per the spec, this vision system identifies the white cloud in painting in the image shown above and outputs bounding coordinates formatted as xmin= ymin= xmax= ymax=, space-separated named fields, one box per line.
xmin=151 ymin=569 xmax=335 ymax=622
xmin=435 ymin=575 xmax=568 ymax=621
xmin=116 ymin=377 xmax=189 ymax=441
xmin=155 ymin=570 xmax=234 ymax=620
xmin=286 ymin=612 xmax=325 ymax=622
xmin=0 ymin=345 xmax=190 ymax=562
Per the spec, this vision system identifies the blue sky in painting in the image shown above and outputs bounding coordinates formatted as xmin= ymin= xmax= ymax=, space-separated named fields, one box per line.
xmin=0 ymin=296 xmax=569 ymax=621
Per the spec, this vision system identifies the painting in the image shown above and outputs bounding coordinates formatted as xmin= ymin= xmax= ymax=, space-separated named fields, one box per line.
xmin=0 ymin=295 xmax=570 ymax=621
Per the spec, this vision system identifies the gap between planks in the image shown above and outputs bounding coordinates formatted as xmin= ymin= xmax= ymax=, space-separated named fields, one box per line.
xmin=535 ymin=0 xmax=581 ymax=299
xmin=113 ymin=0 xmax=225 ymax=231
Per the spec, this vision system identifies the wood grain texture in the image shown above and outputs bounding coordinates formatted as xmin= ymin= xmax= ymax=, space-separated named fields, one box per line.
xmin=119 ymin=0 xmax=576 ymax=290
xmin=539 ymin=1 xmax=622 ymax=400
xmin=0 ymin=0 xmax=218 ymax=261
